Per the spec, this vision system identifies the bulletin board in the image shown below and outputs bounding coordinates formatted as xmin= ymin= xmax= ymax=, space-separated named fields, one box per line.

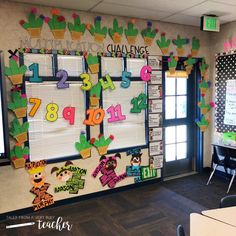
xmin=215 ymin=51 xmax=236 ymax=132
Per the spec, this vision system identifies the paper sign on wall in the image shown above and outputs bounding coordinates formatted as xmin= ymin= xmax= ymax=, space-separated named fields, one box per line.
xmin=149 ymin=71 xmax=162 ymax=85
xmin=148 ymin=85 xmax=162 ymax=99
xmin=149 ymin=127 xmax=162 ymax=141
xmin=148 ymin=56 xmax=162 ymax=70
xmin=149 ymin=141 xmax=163 ymax=156
xmin=149 ymin=113 xmax=162 ymax=127
xmin=148 ymin=100 xmax=162 ymax=113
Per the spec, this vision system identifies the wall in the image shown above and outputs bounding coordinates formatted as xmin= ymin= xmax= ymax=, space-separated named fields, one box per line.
xmin=0 ymin=0 xmax=212 ymax=214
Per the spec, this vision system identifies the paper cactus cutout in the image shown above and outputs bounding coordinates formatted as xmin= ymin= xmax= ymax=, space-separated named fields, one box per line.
xmin=125 ymin=19 xmax=139 ymax=45
xmin=10 ymin=143 xmax=29 ymax=160
xmin=109 ymin=19 xmax=123 ymax=44
xmin=196 ymin=115 xmax=210 ymax=132
xmin=89 ymin=83 xmax=102 ymax=107
xmin=67 ymin=13 xmax=86 ymax=41
xmin=191 ymin=37 xmax=200 ymax=56
xmin=8 ymin=92 xmax=27 ymax=118
xmin=5 ymin=59 xmax=27 ymax=85
xmin=75 ymin=131 xmax=93 ymax=159
xmin=87 ymin=16 xmax=107 ymax=43
xmin=172 ymin=35 xmax=189 ymax=56
xmin=141 ymin=21 xmax=158 ymax=46
xmin=90 ymin=134 xmax=114 ymax=155
xmin=184 ymin=55 xmax=196 ymax=75
xmin=199 ymin=80 xmax=211 ymax=95
xmin=10 ymin=118 xmax=29 ymax=143
xmin=19 ymin=8 xmax=44 ymax=38
xmin=199 ymin=58 xmax=209 ymax=78
xmin=45 ymin=9 xmax=66 ymax=39
xmin=86 ymin=53 xmax=99 ymax=74
xmin=168 ymin=54 xmax=178 ymax=74
xmin=198 ymin=97 xmax=214 ymax=115
xmin=156 ymin=32 xmax=171 ymax=55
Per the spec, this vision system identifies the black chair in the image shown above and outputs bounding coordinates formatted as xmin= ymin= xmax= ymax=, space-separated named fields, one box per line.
xmin=207 ymin=146 xmax=227 ymax=185
xmin=176 ymin=224 xmax=185 ymax=236
xmin=220 ymin=195 xmax=236 ymax=208
xmin=224 ymin=148 xmax=236 ymax=193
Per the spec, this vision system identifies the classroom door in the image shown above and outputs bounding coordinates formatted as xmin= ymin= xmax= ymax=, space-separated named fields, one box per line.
xmin=163 ymin=59 xmax=196 ymax=177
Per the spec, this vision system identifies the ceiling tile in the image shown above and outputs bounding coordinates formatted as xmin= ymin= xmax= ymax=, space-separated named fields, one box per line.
xmin=91 ymin=2 xmax=172 ymax=20
xmin=209 ymin=0 xmax=236 ymax=6
xmin=103 ymin=0 xmax=206 ymax=13
xmin=161 ymin=14 xmax=201 ymax=26
xmin=11 ymin=0 xmax=102 ymax=11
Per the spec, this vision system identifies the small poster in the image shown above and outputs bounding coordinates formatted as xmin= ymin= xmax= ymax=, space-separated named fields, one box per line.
xmin=148 ymin=56 xmax=162 ymax=70
xmin=149 ymin=113 xmax=162 ymax=127
xmin=150 ymin=71 xmax=162 ymax=84
xmin=150 ymin=155 xmax=164 ymax=169
xmin=148 ymin=85 xmax=162 ymax=99
xmin=149 ymin=141 xmax=163 ymax=156
xmin=148 ymin=99 xmax=162 ymax=113
xmin=149 ymin=127 xmax=162 ymax=141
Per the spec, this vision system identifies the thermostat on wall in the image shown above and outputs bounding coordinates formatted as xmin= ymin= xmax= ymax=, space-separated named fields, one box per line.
xmin=201 ymin=15 xmax=220 ymax=32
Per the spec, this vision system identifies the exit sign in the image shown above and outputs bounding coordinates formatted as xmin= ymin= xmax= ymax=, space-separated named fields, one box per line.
xmin=201 ymin=15 xmax=220 ymax=32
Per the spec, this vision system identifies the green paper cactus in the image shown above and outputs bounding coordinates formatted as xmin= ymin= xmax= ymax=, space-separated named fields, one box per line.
xmin=141 ymin=21 xmax=157 ymax=46
xmin=90 ymin=134 xmax=114 ymax=148
xmin=47 ymin=10 xmax=66 ymax=30
xmin=8 ymin=92 xmax=27 ymax=111
xmin=199 ymin=80 xmax=210 ymax=89
xmin=75 ymin=132 xmax=92 ymax=152
xmin=5 ymin=59 xmax=27 ymax=77
xmin=86 ymin=53 xmax=98 ymax=65
xmin=168 ymin=54 xmax=178 ymax=71
xmin=184 ymin=56 xmax=196 ymax=66
xmin=109 ymin=19 xmax=123 ymax=43
xmin=200 ymin=58 xmax=209 ymax=77
xmin=125 ymin=21 xmax=138 ymax=44
xmin=173 ymin=35 xmax=189 ymax=56
xmin=88 ymin=16 xmax=107 ymax=43
xmin=89 ymin=83 xmax=102 ymax=98
xmin=192 ymin=37 xmax=200 ymax=56
xmin=9 ymin=118 xmax=29 ymax=137
xmin=156 ymin=32 xmax=171 ymax=54
xmin=196 ymin=115 xmax=210 ymax=132
xmin=68 ymin=13 xmax=86 ymax=40
xmin=10 ymin=145 xmax=29 ymax=160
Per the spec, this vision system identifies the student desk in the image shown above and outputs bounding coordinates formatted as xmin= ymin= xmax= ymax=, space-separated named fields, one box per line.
xmin=202 ymin=206 xmax=236 ymax=227
xmin=190 ymin=213 xmax=236 ymax=236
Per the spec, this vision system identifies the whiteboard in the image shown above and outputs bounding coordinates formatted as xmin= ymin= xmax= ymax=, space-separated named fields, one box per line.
xmin=101 ymin=57 xmax=123 ymax=77
xmin=126 ymin=58 xmax=147 ymax=77
xmin=0 ymin=89 xmax=4 ymax=154
xmin=58 ymin=55 xmax=84 ymax=77
xmin=26 ymin=82 xmax=86 ymax=161
xmin=103 ymin=81 xmax=147 ymax=150
xmin=24 ymin=53 xmax=53 ymax=76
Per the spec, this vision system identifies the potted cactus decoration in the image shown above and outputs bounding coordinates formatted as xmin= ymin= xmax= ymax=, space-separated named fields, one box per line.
xmin=87 ymin=16 xmax=107 ymax=43
xmin=19 ymin=8 xmax=44 ymax=38
xmin=67 ymin=13 xmax=86 ymax=41
xmin=89 ymin=82 xmax=102 ymax=107
xmin=9 ymin=118 xmax=29 ymax=144
xmin=125 ymin=19 xmax=139 ymax=45
xmin=8 ymin=92 xmax=27 ymax=118
xmin=109 ymin=18 xmax=123 ymax=44
xmin=5 ymin=59 xmax=27 ymax=85
xmin=168 ymin=54 xmax=178 ymax=74
xmin=199 ymin=80 xmax=211 ymax=95
xmin=141 ymin=21 xmax=158 ymax=46
xmin=11 ymin=143 xmax=29 ymax=169
xmin=184 ymin=55 xmax=196 ymax=75
xmin=191 ymin=37 xmax=200 ymax=56
xmin=156 ymin=32 xmax=171 ymax=55
xmin=90 ymin=134 xmax=114 ymax=155
xmin=75 ymin=131 xmax=93 ymax=159
xmin=86 ymin=53 xmax=99 ymax=74
xmin=172 ymin=35 xmax=189 ymax=56
xmin=199 ymin=58 xmax=209 ymax=78
xmin=45 ymin=9 xmax=66 ymax=39
xmin=196 ymin=115 xmax=210 ymax=132
xmin=198 ymin=97 xmax=214 ymax=115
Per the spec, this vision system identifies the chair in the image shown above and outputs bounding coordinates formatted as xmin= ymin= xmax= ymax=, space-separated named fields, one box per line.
xmin=176 ymin=224 xmax=185 ymax=236
xmin=206 ymin=146 xmax=227 ymax=185
xmin=220 ymin=195 xmax=236 ymax=208
xmin=224 ymin=148 xmax=236 ymax=193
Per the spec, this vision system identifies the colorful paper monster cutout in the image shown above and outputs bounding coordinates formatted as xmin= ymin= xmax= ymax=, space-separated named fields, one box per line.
xmin=5 ymin=59 xmax=27 ymax=85
xmin=191 ymin=37 xmax=200 ymax=56
xmin=167 ymin=53 xmax=178 ymax=75
xmin=172 ymin=35 xmax=189 ymax=56
xmin=9 ymin=118 xmax=29 ymax=144
xmin=196 ymin=115 xmax=210 ymax=132
xmin=25 ymin=160 xmax=54 ymax=211
xmin=126 ymin=150 xmax=142 ymax=177
xmin=75 ymin=131 xmax=93 ymax=159
xmin=92 ymin=153 xmax=127 ymax=188
xmin=8 ymin=92 xmax=27 ymax=119
xmin=87 ymin=16 xmax=107 ymax=43
xmin=156 ymin=32 xmax=171 ymax=55
xmin=68 ymin=13 xmax=86 ymax=41
xmin=45 ymin=9 xmax=66 ymax=39
xmin=86 ymin=53 xmax=99 ymax=74
xmin=90 ymin=134 xmax=114 ymax=155
xmin=125 ymin=19 xmax=139 ymax=45
xmin=19 ymin=8 xmax=44 ymax=38
xmin=51 ymin=161 xmax=87 ymax=194
xmin=89 ymin=82 xmax=102 ymax=107
xmin=109 ymin=18 xmax=123 ymax=44
xmin=184 ymin=55 xmax=196 ymax=75
xmin=141 ymin=21 xmax=158 ymax=46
